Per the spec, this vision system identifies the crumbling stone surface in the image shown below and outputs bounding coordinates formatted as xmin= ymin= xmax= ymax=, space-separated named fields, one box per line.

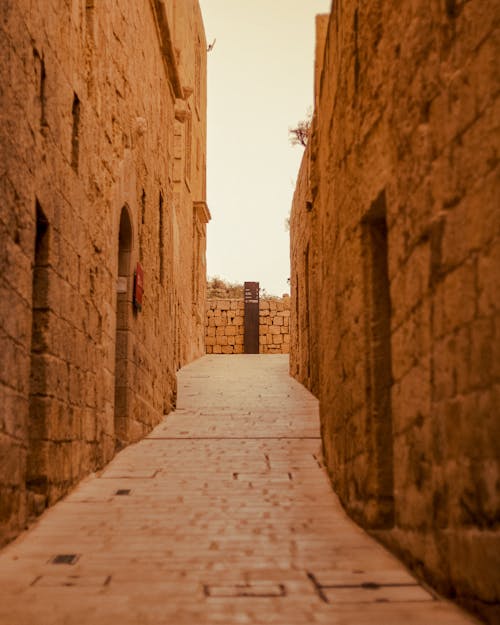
xmin=290 ymin=4 xmax=499 ymax=623
xmin=0 ymin=0 xmax=208 ymax=546
xmin=206 ymin=298 xmax=291 ymax=354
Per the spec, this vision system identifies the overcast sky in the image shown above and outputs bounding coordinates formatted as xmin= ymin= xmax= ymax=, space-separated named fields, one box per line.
xmin=198 ymin=0 xmax=331 ymax=296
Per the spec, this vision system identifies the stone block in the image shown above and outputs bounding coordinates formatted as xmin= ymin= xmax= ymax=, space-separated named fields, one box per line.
xmin=478 ymin=239 xmax=500 ymax=317
xmin=441 ymin=262 xmax=477 ymax=334
xmin=469 ymin=318 xmax=494 ymax=389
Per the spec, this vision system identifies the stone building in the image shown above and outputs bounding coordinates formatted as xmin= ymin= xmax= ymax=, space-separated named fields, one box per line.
xmin=290 ymin=4 xmax=499 ymax=624
xmin=0 ymin=0 xmax=209 ymax=546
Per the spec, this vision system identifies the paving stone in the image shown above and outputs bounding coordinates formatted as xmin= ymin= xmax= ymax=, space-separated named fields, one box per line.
xmin=0 ymin=356 xmax=478 ymax=625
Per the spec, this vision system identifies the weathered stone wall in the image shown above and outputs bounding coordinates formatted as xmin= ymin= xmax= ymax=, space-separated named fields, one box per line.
xmin=0 ymin=0 xmax=208 ymax=546
xmin=290 ymin=3 xmax=499 ymax=623
xmin=289 ymin=145 xmax=318 ymax=395
xmin=290 ymin=16 xmax=328 ymax=398
xmin=206 ymin=298 xmax=290 ymax=354
xmin=259 ymin=298 xmax=291 ymax=354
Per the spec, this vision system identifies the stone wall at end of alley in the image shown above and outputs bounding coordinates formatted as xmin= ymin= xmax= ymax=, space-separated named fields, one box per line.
xmin=206 ymin=298 xmax=290 ymax=354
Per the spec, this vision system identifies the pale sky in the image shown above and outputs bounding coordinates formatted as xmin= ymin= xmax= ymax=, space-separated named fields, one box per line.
xmin=199 ymin=0 xmax=331 ymax=296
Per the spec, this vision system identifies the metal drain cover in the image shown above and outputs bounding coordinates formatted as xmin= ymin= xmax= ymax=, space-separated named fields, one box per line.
xmin=51 ymin=554 xmax=80 ymax=565
xmin=307 ymin=572 xmax=434 ymax=604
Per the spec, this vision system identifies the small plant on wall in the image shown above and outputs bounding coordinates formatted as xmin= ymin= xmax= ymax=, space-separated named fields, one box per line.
xmin=207 ymin=276 xmax=244 ymax=299
xmin=288 ymin=108 xmax=312 ymax=148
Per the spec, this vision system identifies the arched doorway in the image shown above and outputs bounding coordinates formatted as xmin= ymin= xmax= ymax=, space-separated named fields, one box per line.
xmin=114 ymin=206 xmax=133 ymax=450
xmin=27 ymin=201 xmax=50 ymax=516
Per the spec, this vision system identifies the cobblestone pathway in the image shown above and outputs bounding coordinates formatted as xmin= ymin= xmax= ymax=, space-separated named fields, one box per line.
xmin=0 ymin=356 xmax=477 ymax=624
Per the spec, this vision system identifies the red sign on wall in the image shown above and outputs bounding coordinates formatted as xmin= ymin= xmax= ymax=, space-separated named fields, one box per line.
xmin=133 ymin=262 xmax=144 ymax=311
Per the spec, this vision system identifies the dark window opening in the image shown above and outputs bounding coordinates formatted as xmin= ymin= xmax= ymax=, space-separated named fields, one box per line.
xmin=71 ymin=93 xmax=81 ymax=172
xmin=34 ymin=50 xmax=47 ymax=132
xmin=140 ymin=189 xmax=146 ymax=262
xmin=159 ymin=192 xmax=165 ymax=285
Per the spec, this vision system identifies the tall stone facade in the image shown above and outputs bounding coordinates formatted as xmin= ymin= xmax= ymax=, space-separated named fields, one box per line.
xmin=0 ymin=0 xmax=209 ymax=546
xmin=290 ymin=5 xmax=499 ymax=623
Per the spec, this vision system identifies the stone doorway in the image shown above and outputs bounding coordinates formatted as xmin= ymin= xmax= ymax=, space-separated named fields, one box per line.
xmin=361 ymin=190 xmax=394 ymax=528
xmin=114 ymin=206 xmax=133 ymax=450
xmin=27 ymin=202 xmax=50 ymax=516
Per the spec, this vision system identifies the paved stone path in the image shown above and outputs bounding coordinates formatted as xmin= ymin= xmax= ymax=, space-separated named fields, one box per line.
xmin=0 ymin=356 xmax=477 ymax=624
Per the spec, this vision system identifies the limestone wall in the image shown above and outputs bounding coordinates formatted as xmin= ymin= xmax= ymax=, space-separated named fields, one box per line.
xmin=0 ymin=0 xmax=208 ymax=546
xmin=206 ymin=300 xmax=245 ymax=354
xmin=206 ymin=298 xmax=290 ymax=354
xmin=289 ymin=143 xmax=319 ymax=396
xmin=289 ymin=15 xmax=328 ymax=399
xmin=259 ymin=299 xmax=291 ymax=354
xmin=290 ymin=4 xmax=499 ymax=623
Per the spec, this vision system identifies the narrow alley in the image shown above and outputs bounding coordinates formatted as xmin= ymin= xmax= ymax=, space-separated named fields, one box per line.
xmin=0 ymin=356 xmax=476 ymax=625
